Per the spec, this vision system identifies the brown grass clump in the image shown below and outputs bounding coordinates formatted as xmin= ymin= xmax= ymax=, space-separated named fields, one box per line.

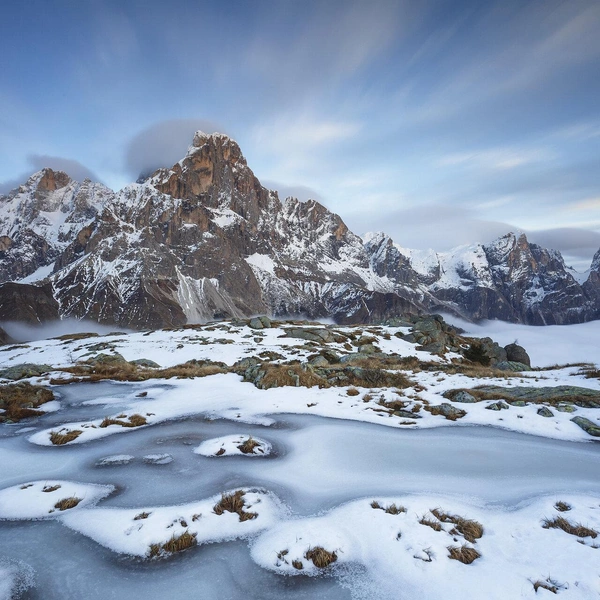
xmin=292 ymin=559 xmax=303 ymax=570
xmin=213 ymin=490 xmax=258 ymax=522
xmin=385 ymin=504 xmax=406 ymax=515
xmin=54 ymin=496 xmax=81 ymax=511
xmin=346 ymin=387 xmax=360 ymax=396
xmin=148 ymin=531 xmax=197 ymax=558
xmin=237 ymin=436 xmax=261 ymax=454
xmin=305 ymin=546 xmax=338 ymax=568
xmin=554 ymin=501 xmax=572 ymax=512
xmin=448 ymin=544 xmax=481 ymax=564
xmin=99 ymin=414 xmax=147 ymax=428
xmin=58 ymin=359 xmax=227 ymax=384
xmin=419 ymin=517 xmax=442 ymax=532
xmin=0 ymin=383 xmax=55 ymax=423
xmin=542 ymin=516 xmax=598 ymax=539
xmin=49 ymin=429 xmax=83 ymax=445
xmin=42 ymin=484 xmax=61 ymax=493
xmin=371 ymin=501 xmax=406 ymax=515
xmin=134 ymin=512 xmax=151 ymax=520
xmin=215 ymin=447 xmax=226 ymax=456
xmin=54 ymin=332 xmax=100 ymax=341
xmin=430 ymin=508 xmax=483 ymax=543
xmin=253 ymin=363 xmax=329 ymax=389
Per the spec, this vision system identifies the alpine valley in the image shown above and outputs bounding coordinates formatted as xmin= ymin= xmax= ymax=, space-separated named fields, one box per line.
xmin=1 ymin=131 xmax=599 ymax=330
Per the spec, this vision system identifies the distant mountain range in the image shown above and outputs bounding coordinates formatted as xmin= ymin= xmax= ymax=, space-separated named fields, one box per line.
xmin=1 ymin=131 xmax=599 ymax=329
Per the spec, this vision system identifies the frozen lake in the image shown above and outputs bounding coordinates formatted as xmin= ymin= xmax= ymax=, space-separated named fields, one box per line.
xmin=1 ymin=381 xmax=599 ymax=599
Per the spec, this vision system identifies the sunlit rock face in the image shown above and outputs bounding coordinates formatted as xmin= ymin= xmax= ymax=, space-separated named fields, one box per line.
xmin=1 ymin=132 xmax=599 ymax=328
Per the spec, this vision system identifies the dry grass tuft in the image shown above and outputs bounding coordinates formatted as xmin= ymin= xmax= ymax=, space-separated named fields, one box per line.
xmin=99 ymin=414 xmax=147 ymax=428
xmin=215 ymin=447 xmax=226 ymax=456
xmin=431 ymin=508 xmax=483 ymax=543
xmin=542 ymin=516 xmax=597 ymax=539
xmin=148 ymin=531 xmax=197 ymax=558
xmin=447 ymin=544 xmax=481 ymax=564
xmin=385 ymin=503 xmax=407 ymax=515
xmin=554 ymin=501 xmax=571 ymax=512
xmin=237 ymin=436 xmax=261 ymax=454
xmin=134 ymin=512 xmax=151 ymax=520
xmin=305 ymin=546 xmax=338 ymax=568
xmin=54 ymin=496 xmax=81 ymax=511
xmin=371 ymin=500 xmax=406 ymax=514
xmin=292 ymin=559 xmax=303 ymax=570
xmin=0 ymin=383 xmax=55 ymax=423
xmin=213 ymin=490 xmax=258 ymax=522
xmin=419 ymin=516 xmax=442 ymax=532
xmin=49 ymin=429 xmax=83 ymax=445
xmin=346 ymin=387 xmax=360 ymax=396
xmin=42 ymin=484 xmax=61 ymax=493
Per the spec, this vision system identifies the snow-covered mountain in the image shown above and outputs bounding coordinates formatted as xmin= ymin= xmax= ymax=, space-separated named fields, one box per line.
xmin=0 ymin=131 xmax=598 ymax=327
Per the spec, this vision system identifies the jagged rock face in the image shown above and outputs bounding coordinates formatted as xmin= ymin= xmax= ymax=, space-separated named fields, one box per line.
xmin=369 ymin=232 xmax=600 ymax=325
xmin=0 ymin=282 xmax=59 ymax=324
xmin=0 ymin=132 xmax=599 ymax=328
xmin=0 ymin=169 xmax=113 ymax=281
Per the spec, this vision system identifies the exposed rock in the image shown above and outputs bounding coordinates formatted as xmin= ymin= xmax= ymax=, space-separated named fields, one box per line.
xmin=424 ymin=403 xmax=466 ymax=420
xmin=471 ymin=385 xmax=600 ymax=408
xmin=0 ymin=363 xmax=52 ymax=380
xmin=249 ymin=317 xmax=264 ymax=329
xmin=570 ymin=416 xmax=600 ymax=437
xmin=504 ymin=343 xmax=531 ymax=367
xmin=537 ymin=407 xmax=554 ymax=418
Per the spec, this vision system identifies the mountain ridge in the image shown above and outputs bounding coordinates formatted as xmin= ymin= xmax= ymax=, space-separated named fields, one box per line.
xmin=0 ymin=131 xmax=598 ymax=328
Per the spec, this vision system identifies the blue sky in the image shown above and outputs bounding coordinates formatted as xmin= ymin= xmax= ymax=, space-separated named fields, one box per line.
xmin=1 ymin=0 xmax=599 ymax=268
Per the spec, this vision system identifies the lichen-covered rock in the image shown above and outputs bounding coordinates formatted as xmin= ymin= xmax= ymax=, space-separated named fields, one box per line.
xmin=448 ymin=390 xmax=478 ymax=403
xmin=495 ymin=361 xmax=532 ymax=372
xmin=537 ymin=407 xmax=554 ymax=418
xmin=570 ymin=416 xmax=600 ymax=437
xmin=129 ymin=358 xmax=161 ymax=368
xmin=0 ymin=363 xmax=52 ymax=380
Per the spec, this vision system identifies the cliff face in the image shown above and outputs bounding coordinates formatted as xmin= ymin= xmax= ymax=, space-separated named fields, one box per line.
xmin=0 ymin=131 xmax=598 ymax=328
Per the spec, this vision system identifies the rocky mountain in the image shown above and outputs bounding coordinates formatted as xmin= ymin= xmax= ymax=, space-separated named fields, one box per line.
xmin=0 ymin=131 xmax=599 ymax=328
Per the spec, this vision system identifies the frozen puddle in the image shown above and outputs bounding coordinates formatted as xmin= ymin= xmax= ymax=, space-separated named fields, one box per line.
xmin=0 ymin=381 xmax=599 ymax=599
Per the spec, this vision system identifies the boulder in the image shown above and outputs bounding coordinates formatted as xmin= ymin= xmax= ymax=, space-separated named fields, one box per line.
xmin=249 ymin=317 xmax=264 ymax=330
xmin=425 ymin=403 xmax=467 ymax=420
xmin=504 ymin=343 xmax=531 ymax=367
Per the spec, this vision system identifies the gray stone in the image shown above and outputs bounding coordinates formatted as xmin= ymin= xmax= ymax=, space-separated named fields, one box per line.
xmin=537 ymin=406 xmax=554 ymax=418
xmin=571 ymin=416 xmax=600 ymax=437
xmin=258 ymin=316 xmax=272 ymax=328
xmin=486 ymin=401 xmax=510 ymax=411
xmin=393 ymin=409 xmax=422 ymax=419
xmin=427 ymin=403 xmax=467 ymax=420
